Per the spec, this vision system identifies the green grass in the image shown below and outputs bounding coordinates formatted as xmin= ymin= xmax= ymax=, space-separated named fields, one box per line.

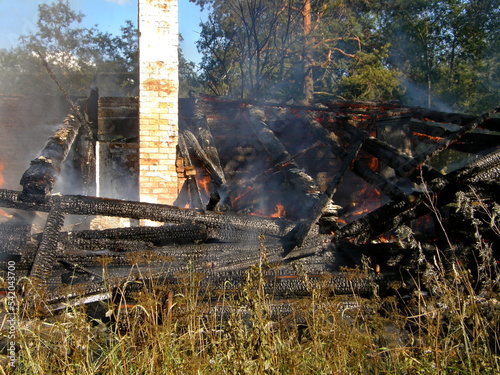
xmin=3 ymin=247 xmax=499 ymax=375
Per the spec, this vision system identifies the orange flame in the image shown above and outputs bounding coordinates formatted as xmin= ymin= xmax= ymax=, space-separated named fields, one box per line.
xmin=376 ymin=235 xmax=395 ymax=243
xmin=368 ymin=157 xmax=378 ymax=172
xmin=197 ymin=175 xmax=211 ymax=194
xmin=270 ymin=203 xmax=286 ymax=218
xmin=413 ymin=132 xmax=444 ymax=143
xmin=351 ymin=208 xmax=369 ymax=216
xmin=0 ymin=162 xmax=4 ymax=187
xmin=0 ymin=162 xmax=9 ymax=218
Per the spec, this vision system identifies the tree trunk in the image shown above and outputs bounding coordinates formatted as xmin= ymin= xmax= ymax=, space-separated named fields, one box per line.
xmin=302 ymin=0 xmax=314 ymax=105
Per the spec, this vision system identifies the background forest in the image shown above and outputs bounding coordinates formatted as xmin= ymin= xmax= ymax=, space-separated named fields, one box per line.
xmin=0 ymin=0 xmax=498 ymax=114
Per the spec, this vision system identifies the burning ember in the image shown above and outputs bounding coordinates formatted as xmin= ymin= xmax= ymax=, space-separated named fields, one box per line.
xmin=413 ymin=132 xmax=445 ymax=143
xmin=270 ymin=203 xmax=286 ymax=218
xmin=196 ymin=174 xmax=212 ymax=194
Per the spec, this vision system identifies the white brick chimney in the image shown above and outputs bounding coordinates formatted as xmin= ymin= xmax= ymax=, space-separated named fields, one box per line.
xmin=138 ymin=0 xmax=179 ymax=204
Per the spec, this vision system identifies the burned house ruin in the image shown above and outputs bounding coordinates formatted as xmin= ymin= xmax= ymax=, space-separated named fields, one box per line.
xmin=0 ymin=0 xmax=499 ymax=315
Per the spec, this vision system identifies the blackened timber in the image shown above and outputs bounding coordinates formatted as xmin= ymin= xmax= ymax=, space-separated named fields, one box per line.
xmin=178 ymin=133 xmax=204 ymax=209
xmin=183 ymin=130 xmax=226 ymax=187
xmin=20 ymin=115 xmax=82 ymax=198
xmin=333 ymin=193 xmax=424 ymax=242
xmin=411 ymin=120 xmax=500 ymax=153
xmin=29 ymin=206 xmax=65 ymax=281
xmin=304 ymin=113 xmax=406 ymax=200
xmin=189 ymin=115 xmax=226 ymax=185
xmin=335 ymin=118 xmax=433 ymax=180
xmin=245 ymin=106 xmax=321 ymax=206
xmin=333 ymin=148 xmax=500 ymax=243
xmin=287 ymin=139 xmax=365 ymax=255
xmin=248 ymin=141 xmax=324 ymax=185
xmin=351 ymin=161 xmax=406 ymax=200
xmin=63 ymin=223 xmax=210 ymax=247
xmin=408 ymin=109 xmax=499 ymax=177
xmin=450 ymin=148 xmax=500 ymax=181
xmin=0 ymin=189 xmax=295 ymax=236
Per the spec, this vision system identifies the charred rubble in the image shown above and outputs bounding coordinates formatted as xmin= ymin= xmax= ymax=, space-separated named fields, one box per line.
xmin=0 ymin=93 xmax=499 ymax=314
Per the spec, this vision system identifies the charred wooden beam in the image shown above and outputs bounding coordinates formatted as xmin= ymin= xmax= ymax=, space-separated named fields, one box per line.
xmin=245 ymin=140 xmax=324 ymax=187
xmin=334 ymin=117 xmax=443 ymax=181
xmin=411 ymin=119 xmax=500 ymax=153
xmin=287 ymin=139 xmax=365 ymax=255
xmin=333 ymin=193 xmax=424 ymax=242
xmin=188 ymin=115 xmax=226 ymax=184
xmin=351 ymin=160 xmax=406 ymax=200
xmin=178 ymin=133 xmax=204 ymax=209
xmin=61 ymin=223 xmax=211 ymax=247
xmin=245 ymin=106 xmax=321 ymax=208
xmin=183 ymin=130 xmax=226 ymax=187
xmin=20 ymin=115 xmax=83 ymax=198
xmin=0 ymin=189 xmax=295 ymax=237
xmin=304 ymin=113 xmax=406 ymax=200
xmin=334 ymin=146 xmax=500 ymax=243
xmin=29 ymin=206 xmax=65 ymax=281
xmin=409 ymin=109 xmax=499 ymax=175
xmin=451 ymin=148 xmax=500 ymax=181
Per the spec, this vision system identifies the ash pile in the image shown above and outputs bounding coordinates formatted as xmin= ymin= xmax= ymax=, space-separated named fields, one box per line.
xmin=0 ymin=93 xmax=499 ymax=311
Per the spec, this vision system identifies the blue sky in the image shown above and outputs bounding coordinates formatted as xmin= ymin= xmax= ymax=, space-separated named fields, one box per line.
xmin=0 ymin=0 xmax=207 ymax=64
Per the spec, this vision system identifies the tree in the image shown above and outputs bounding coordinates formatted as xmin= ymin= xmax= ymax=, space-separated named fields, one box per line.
xmin=376 ymin=0 xmax=499 ymax=113
xmin=193 ymin=0 xmax=404 ymax=103
xmin=0 ymin=0 xmax=139 ymax=97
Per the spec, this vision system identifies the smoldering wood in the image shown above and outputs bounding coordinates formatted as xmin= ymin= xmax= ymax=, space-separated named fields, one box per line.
xmin=178 ymin=133 xmax=204 ymax=209
xmin=407 ymin=109 xmax=499 ymax=177
xmin=333 ymin=117 xmax=443 ymax=181
xmin=245 ymin=106 xmax=321 ymax=208
xmin=3 ymin=92 xmax=500 ymax=310
xmin=0 ymin=189 xmax=295 ymax=237
xmin=411 ymin=119 xmax=500 ymax=153
xmin=334 ymin=147 xmax=500 ymax=244
xmin=61 ymin=223 xmax=211 ymax=247
xmin=351 ymin=160 xmax=406 ymax=200
xmin=288 ymin=138 xmax=365 ymax=255
xmin=182 ymin=130 xmax=226 ymax=187
xmin=187 ymin=115 xmax=226 ymax=185
xmin=29 ymin=206 xmax=65 ymax=281
xmin=19 ymin=115 xmax=83 ymax=198
xmin=303 ymin=113 xmax=406 ymax=200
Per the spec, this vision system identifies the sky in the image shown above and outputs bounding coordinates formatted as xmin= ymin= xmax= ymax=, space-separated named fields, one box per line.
xmin=0 ymin=0 xmax=207 ymax=64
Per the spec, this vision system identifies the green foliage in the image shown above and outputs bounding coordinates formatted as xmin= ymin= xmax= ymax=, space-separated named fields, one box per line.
xmin=0 ymin=0 xmax=140 ymax=97
xmin=193 ymin=0 xmax=498 ymax=111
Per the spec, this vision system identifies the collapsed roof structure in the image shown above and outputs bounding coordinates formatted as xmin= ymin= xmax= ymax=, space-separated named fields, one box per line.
xmin=0 ymin=93 xmax=499 ymax=312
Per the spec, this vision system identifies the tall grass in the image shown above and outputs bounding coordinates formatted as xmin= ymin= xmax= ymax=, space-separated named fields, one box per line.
xmin=3 ymin=200 xmax=500 ymax=374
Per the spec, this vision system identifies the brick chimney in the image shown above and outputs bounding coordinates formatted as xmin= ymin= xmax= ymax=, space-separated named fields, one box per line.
xmin=138 ymin=0 xmax=179 ymax=204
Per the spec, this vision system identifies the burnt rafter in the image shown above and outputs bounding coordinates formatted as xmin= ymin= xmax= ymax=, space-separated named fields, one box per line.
xmin=245 ymin=106 xmax=321 ymax=205
xmin=333 ymin=145 xmax=500 ymax=244
xmin=19 ymin=114 xmax=84 ymax=198
xmin=1 ymin=93 xmax=500 ymax=308
xmin=0 ymin=189 xmax=295 ymax=237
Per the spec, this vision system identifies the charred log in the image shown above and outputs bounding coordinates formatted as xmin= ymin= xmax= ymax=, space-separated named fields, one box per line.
xmin=245 ymin=106 xmax=321 ymax=209
xmin=20 ymin=115 xmax=83 ymax=198
xmin=178 ymin=133 xmax=204 ymax=209
xmin=0 ymin=189 xmax=295 ymax=237
xmin=288 ymin=139 xmax=365 ymax=255
xmin=62 ymin=223 xmax=211 ymax=247
xmin=187 ymin=115 xmax=226 ymax=185
xmin=304 ymin=114 xmax=408 ymax=200
xmin=29 ymin=206 xmax=65 ymax=281
xmin=409 ymin=109 xmax=499 ymax=175
xmin=183 ymin=130 xmax=226 ymax=187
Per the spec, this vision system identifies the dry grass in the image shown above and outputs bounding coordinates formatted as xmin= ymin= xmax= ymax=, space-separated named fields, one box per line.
xmin=3 ymin=201 xmax=500 ymax=374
